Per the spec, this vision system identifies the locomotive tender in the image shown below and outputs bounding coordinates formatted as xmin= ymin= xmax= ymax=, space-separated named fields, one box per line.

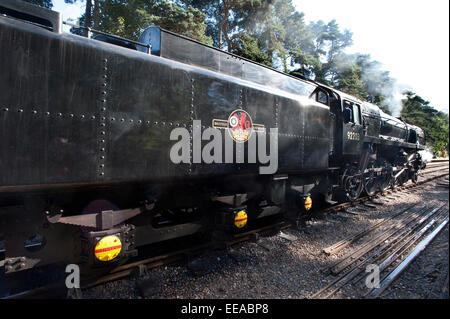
xmin=0 ymin=0 xmax=425 ymax=275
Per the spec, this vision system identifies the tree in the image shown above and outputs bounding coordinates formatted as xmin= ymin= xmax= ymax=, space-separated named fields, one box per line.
xmin=332 ymin=54 xmax=367 ymax=100
xmin=401 ymin=91 xmax=449 ymax=155
xmin=68 ymin=1 xmax=211 ymax=44
xmin=183 ymin=0 xmax=312 ymax=71
xmin=284 ymin=11 xmax=320 ymax=78
xmin=183 ymin=0 xmax=266 ymax=51
xmin=22 ymin=0 xmax=53 ymax=8
xmin=64 ymin=0 xmax=100 ymax=36
xmin=103 ymin=0 xmax=211 ymax=44
xmin=231 ymin=33 xmax=272 ymax=66
xmin=307 ymin=20 xmax=353 ymax=84
xmin=223 ymin=0 xmax=313 ymax=72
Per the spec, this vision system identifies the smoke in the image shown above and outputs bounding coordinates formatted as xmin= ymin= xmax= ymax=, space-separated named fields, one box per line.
xmin=360 ymin=62 xmax=409 ymax=117
xmin=333 ymin=53 xmax=410 ymax=117
xmin=377 ymin=81 xmax=410 ymax=117
xmin=419 ymin=149 xmax=433 ymax=163
xmin=385 ymin=85 xmax=408 ymax=117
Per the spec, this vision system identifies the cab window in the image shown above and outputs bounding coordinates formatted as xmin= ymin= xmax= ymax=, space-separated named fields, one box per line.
xmin=353 ymin=104 xmax=361 ymax=125
xmin=343 ymin=101 xmax=353 ymax=123
xmin=317 ymin=90 xmax=328 ymax=105
xmin=344 ymin=101 xmax=361 ymax=125
xmin=310 ymin=89 xmax=329 ymax=105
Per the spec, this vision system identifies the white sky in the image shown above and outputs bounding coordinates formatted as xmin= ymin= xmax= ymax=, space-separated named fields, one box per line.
xmin=53 ymin=0 xmax=449 ymax=113
xmin=53 ymin=0 xmax=84 ymax=28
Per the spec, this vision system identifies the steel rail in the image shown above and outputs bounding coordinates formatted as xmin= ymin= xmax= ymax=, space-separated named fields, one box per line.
xmin=310 ymin=204 xmax=446 ymax=298
xmin=368 ymin=216 xmax=449 ymax=298
xmin=326 ymin=209 xmax=447 ymax=299
xmin=322 ymin=170 xmax=449 ymax=256
xmin=311 ymin=204 xmax=443 ymax=297
xmin=362 ymin=213 xmax=447 ymax=291
xmin=346 ymin=208 xmax=447 ymax=287
xmin=420 ymin=167 xmax=449 ymax=176
xmin=329 ymin=207 xmax=431 ymax=275
xmin=322 ymin=203 xmax=418 ymax=255
xmin=424 ymin=163 xmax=449 ymax=169
xmin=429 ymin=159 xmax=449 ymax=163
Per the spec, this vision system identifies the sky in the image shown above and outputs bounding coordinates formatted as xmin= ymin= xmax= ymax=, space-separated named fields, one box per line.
xmin=53 ymin=0 xmax=449 ymax=114
xmin=53 ymin=0 xmax=84 ymax=27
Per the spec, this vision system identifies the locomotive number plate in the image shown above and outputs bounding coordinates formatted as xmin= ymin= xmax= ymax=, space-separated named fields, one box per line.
xmin=347 ymin=131 xmax=360 ymax=141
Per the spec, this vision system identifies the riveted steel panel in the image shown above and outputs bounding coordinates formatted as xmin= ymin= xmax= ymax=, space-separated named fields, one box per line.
xmin=1 ymin=15 xmax=332 ymax=190
xmin=0 ymin=18 xmax=102 ymax=186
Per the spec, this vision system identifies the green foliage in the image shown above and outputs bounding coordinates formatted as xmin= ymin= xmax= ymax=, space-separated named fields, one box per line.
xmin=64 ymin=1 xmax=99 ymax=37
xmin=333 ymin=55 xmax=367 ymax=100
xmin=21 ymin=0 xmax=53 ymax=9
xmin=401 ymin=92 xmax=449 ymax=154
xmin=70 ymin=0 xmax=212 ymax=44
xmin=183 ymin=0 xmax=268 ymax=54
xmin=231 ymin=33 xmax=272 ymax=67
xmin=307 ymin=19 xmax=353 ymax=84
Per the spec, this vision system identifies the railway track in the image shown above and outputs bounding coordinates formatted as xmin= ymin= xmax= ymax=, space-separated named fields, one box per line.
xmin=310 ymin=203 xmax=448 ymax=298
xmin=310 ymin=162 xmax=449 ymax=299
xmin=3 ymin=160 xmax=448 ymax=299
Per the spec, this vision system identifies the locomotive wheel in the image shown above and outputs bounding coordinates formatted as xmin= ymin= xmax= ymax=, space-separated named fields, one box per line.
xmin=364 ymin=170 xmax=378 ymax=196
xmin=410 ymin=171 xmax=419 ymax=184
xmin=391 ymin=178 xmax=399 ymax=190
xmin=343 ymin=169 xmax=363 ymax=201
xmin=400 ymin=171 xmax=409 ymax=186
xmin=392 ymin=170 xmax=408 ymax=189
xmin=378 ymin=174 xmax=391 ymax=192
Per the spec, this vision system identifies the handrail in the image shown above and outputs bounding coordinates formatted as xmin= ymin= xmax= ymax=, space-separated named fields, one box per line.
xmin=62 ymin=21 xmax=152 ymax=54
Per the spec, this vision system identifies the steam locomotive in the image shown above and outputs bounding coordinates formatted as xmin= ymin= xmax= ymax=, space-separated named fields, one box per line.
xmin=0 ymin=0 xmax=425 ymax=276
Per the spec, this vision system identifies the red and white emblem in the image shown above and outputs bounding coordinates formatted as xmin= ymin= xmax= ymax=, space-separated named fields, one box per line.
xmin=212 ymin=108 xmax=264 ymax=142
xmin=227 ymin=109 xmax=253 ymax=142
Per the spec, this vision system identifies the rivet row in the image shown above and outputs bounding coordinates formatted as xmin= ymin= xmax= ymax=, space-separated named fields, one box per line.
xmin=99 ymin=57 xmax=109 ymax=177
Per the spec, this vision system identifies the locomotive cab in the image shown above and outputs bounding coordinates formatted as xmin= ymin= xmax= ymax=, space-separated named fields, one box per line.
xmin=408 ymin=128 xmax=417 ymax=144
xmin=311 ymin=85 xmax=366 ymax=162
xmin=406 ymin=123 xmax=425 ymax=146
xmin=342 ymin=99 xmax=364 ymax=155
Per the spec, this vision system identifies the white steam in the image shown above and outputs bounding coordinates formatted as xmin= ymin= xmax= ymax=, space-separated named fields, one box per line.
xmin=419 ymin=149 xmax=434 ymax=163
xmin=333 ymin=53 xmax=409 ymax=116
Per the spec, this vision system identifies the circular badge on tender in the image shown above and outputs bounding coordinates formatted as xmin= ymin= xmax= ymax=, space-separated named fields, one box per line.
xmin=94 ymin=235 xmax=122 ymax=262
xmin=304 ymin=196 xmax=312 ymax=211
xmin=234 ymin=210 xmax=248 ymax=228
xmin=227 ymin=109 xmax=253 ymax=143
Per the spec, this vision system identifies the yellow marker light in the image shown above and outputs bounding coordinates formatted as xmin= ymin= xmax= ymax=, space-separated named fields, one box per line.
xmin=234 ymin=210 xmax=248 ymax=228
xmin=94 ymin=235 xmax=122 ymax=262
xmin=304 ymin=196 xmax=312 ymax=211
